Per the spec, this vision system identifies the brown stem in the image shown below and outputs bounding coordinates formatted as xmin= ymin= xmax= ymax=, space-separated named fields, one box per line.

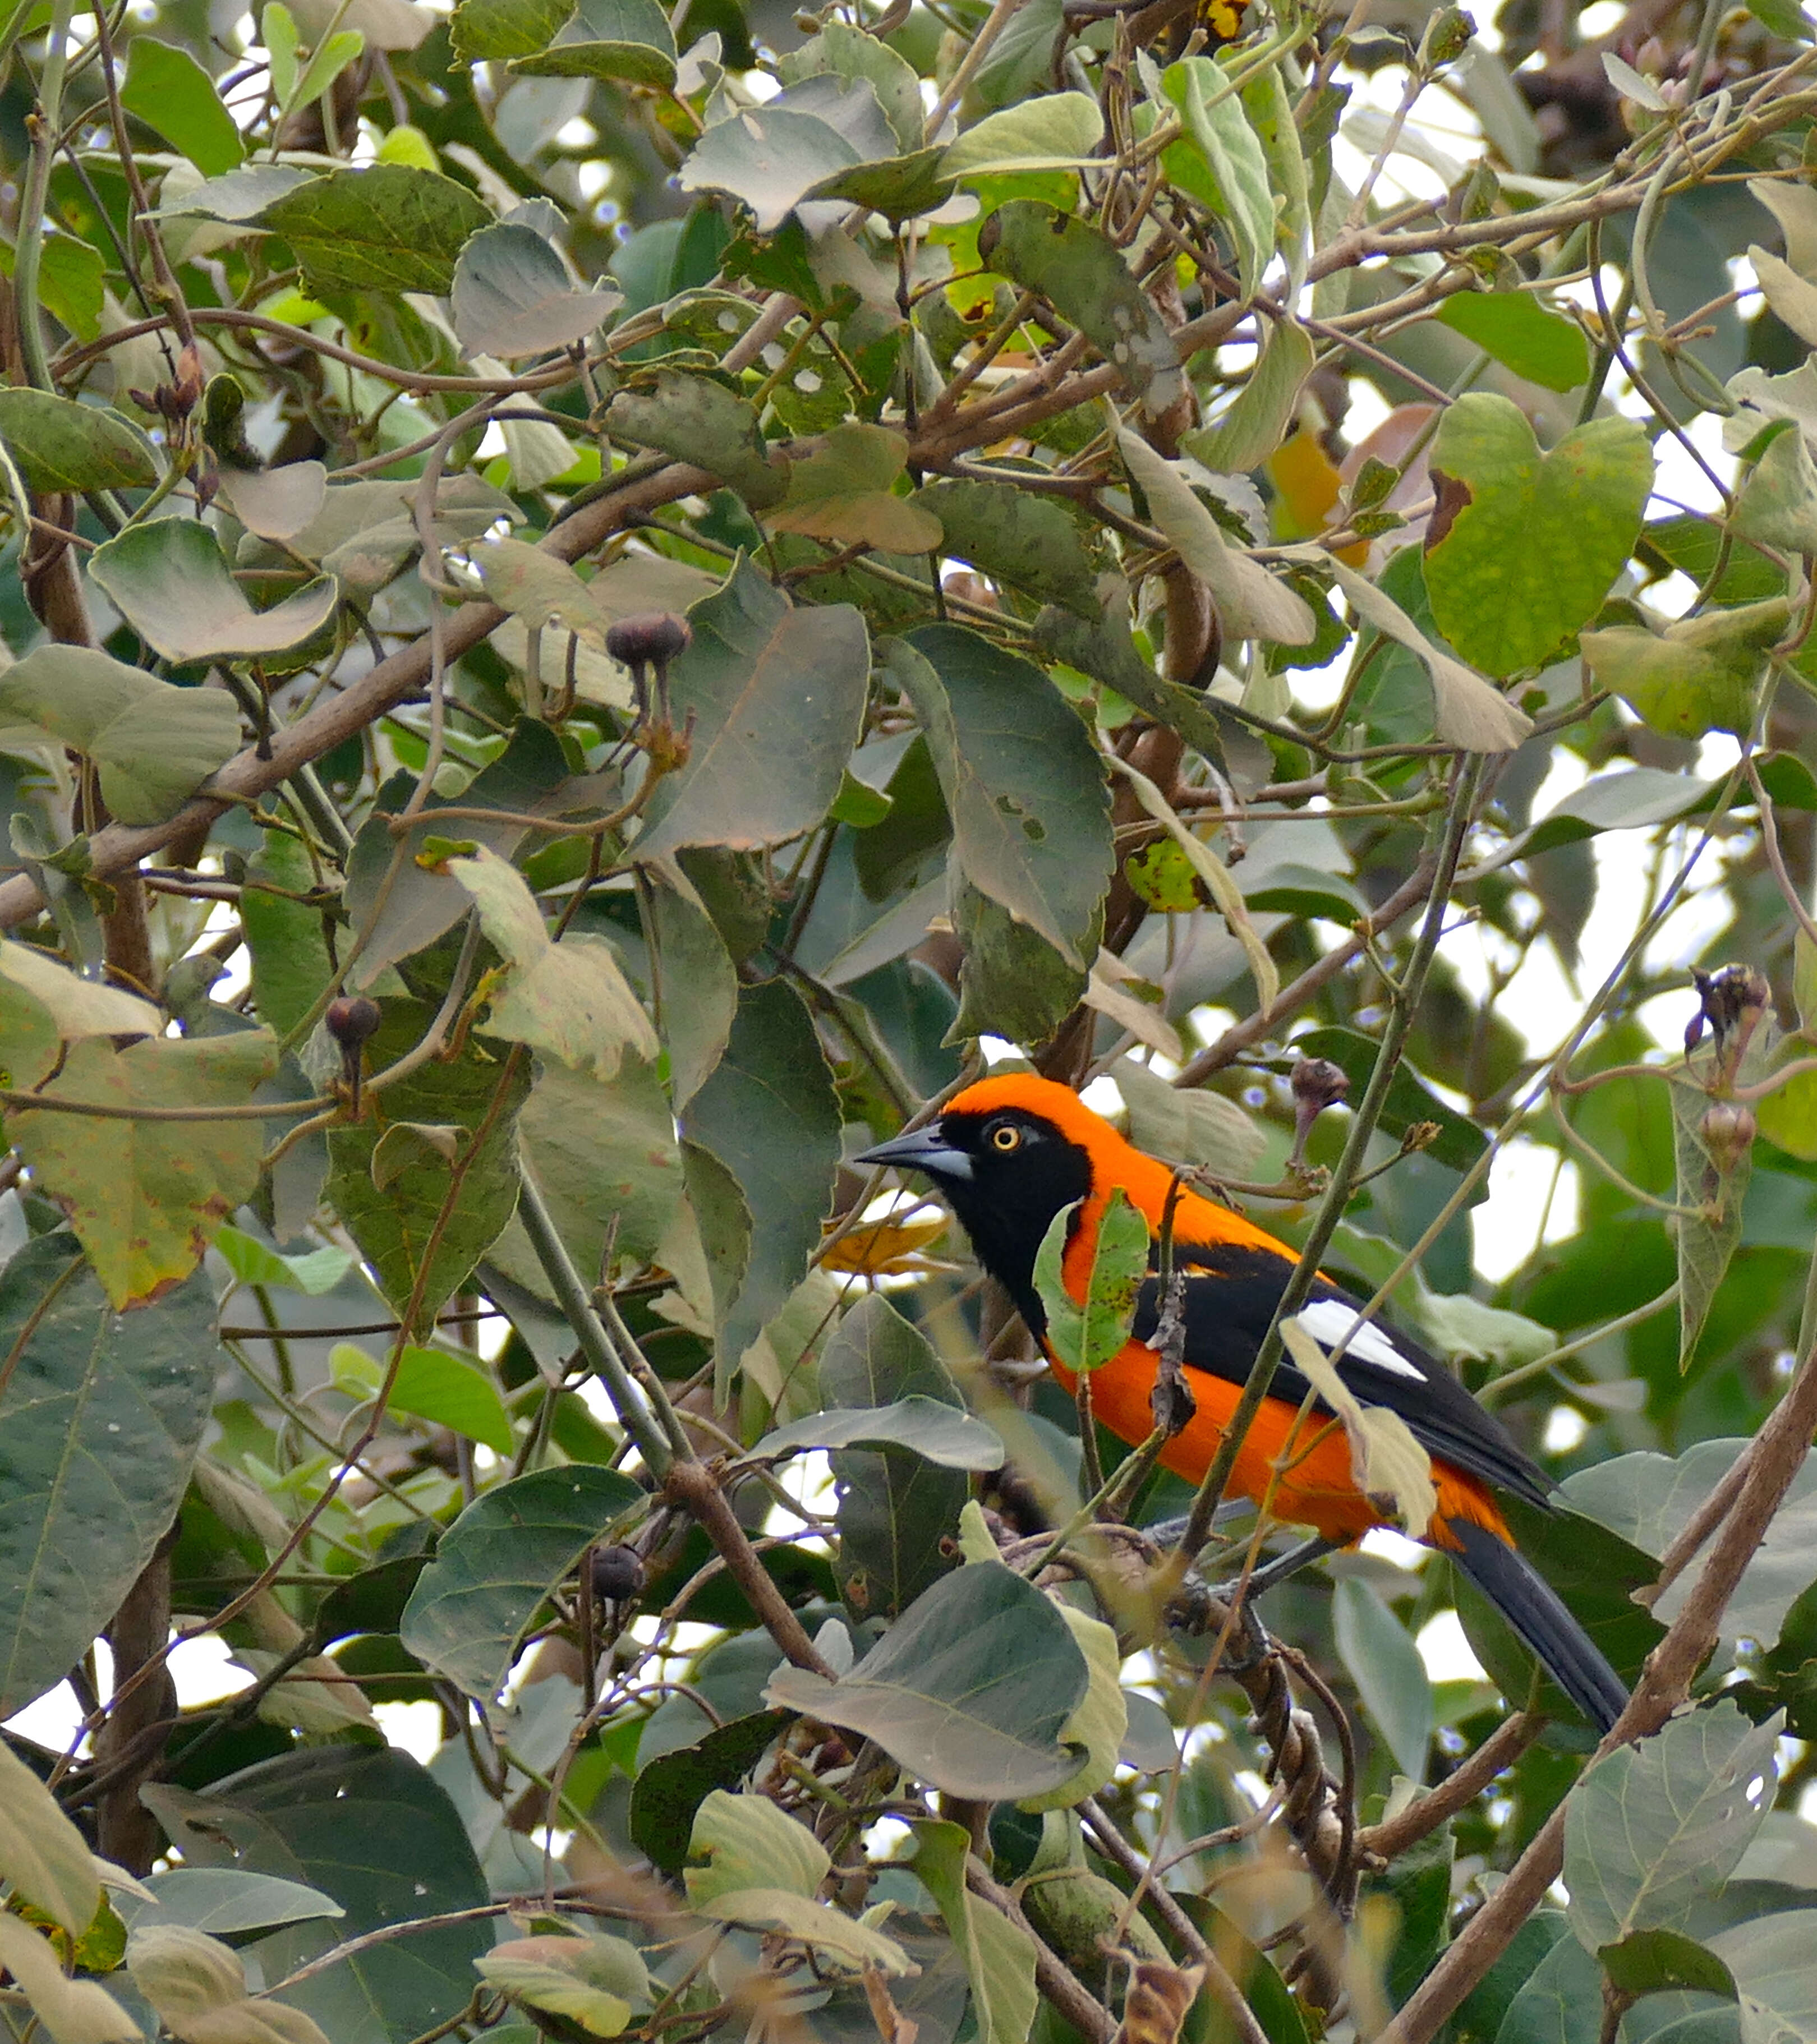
xmin=661 ymin=1460 xmax=833 ymax=1677
xmin=0 ymin=461 xmax=719 ymax=932
xmin=1354 ymin=1713 xmax=1542 ymax=1864
xmin=965 ymin=1859 xmax=1117 ymax=2043
xmin=1387 ymin=1335 xmax=1817 ymax=2043
xmin=94 ymin=1540 xmax=176 ymax=1872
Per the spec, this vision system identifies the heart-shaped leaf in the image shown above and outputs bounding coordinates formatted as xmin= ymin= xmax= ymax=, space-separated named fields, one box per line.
xmin=89 ymin=519 xmax=338 ymax=664
xmin=1422 ymin=393 xmax=1654 ymax=676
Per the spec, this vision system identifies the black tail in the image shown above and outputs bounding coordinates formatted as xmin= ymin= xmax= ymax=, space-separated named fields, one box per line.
xmin=1448 ymin=1518 xmax=1629 ymax=1735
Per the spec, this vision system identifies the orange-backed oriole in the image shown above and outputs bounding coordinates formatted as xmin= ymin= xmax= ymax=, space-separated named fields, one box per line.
xmin=859 ymin=1072 xmax=1629 ymax=1734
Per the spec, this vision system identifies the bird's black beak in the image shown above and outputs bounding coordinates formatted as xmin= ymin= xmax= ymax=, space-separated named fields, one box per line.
xmin=855 ymin=1125 xmax=974 ymax=1181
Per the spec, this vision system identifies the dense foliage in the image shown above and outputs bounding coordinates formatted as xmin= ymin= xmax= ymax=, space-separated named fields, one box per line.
xmin=6 ymin=0 xmax=1817 ymax=2039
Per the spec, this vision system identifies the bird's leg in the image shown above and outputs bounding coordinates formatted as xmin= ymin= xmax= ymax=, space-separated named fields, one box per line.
xmin=1217 ymin=1535 xmax=1342 ymax=1602
xmin=1154 ymin=1527 xmax=1341 ymax=1651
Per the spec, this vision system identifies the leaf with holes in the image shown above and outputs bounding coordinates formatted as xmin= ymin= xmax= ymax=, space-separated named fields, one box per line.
xmin=1564 ymin=1700 xmax=1779 ymax=1950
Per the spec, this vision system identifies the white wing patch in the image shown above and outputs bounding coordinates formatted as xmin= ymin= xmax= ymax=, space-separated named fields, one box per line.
xmin=1295 ymin=1297 xmax=1425 ymax=1382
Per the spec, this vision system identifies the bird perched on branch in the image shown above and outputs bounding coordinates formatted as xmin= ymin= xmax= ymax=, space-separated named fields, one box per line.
xmin=859 ymin=1072 xmax=1629 ymax=1735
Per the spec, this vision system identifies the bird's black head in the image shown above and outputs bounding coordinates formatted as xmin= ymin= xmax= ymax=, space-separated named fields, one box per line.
xmin=855 ymin=1078 xmax=1096 ymax=1324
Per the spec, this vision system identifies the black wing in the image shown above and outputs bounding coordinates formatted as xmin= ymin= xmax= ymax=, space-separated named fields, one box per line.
xmin=1130 ymin=1237 xmax=1552 ymax=1511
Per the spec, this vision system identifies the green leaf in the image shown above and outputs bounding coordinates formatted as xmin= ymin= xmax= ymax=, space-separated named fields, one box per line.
xmin=1709 ymin=1911 xmax=1817 ymax=2039
xmin=122 ymin=1871 xmax=346 ymax=1937
xmin=121 ymin=36 xmax=245 ymax=173
xmin=634 ymin=558 xmax=870 ymax=868
xmin=976 ymin=199 xmax=1181 ymax=411
xmin=605 ymin=372 xmax=784 ymax=509
xmin=1583 ymin=599 xmax=1787 ymax=740
xmin=486 ymin=1056 xmax=683 ymax=1309
xmin=1019 ymin=1602 xmax=1126 ymax=1812
xmin=33 ymin=232 xmax=106 ymax=344
xmin=643 ymin=877 xmax=736 ymax=1108
xmin=261 ymin=165 xmax=493 ymax=296
xmin=1668 ymin=1076 xmax=1752 ymax=1368
xmin=684 ymin=980 xmax=842 ymax=1397
xmin=10 ymin=1033 xmax=277 ymax=1308
xmin=767 ymin=422 xmax=942 ymax=554
xmin=1186 ymin=317 xmax=1316 ymax=473
xmin=1333 ymin=1577 xmax=1433 ymax=1781
xmin=510 ymin=0 xmax=677 ymax=82
xmin=1436 ymin=291 xmax=1591 ymax=392
xmin=949 ymin=880 xmax=1090 ymax=1047
xmin=893 ymin=627 xmax=1114 ymax=969
xmin=1118 ymin=428 xmax=1315 ymax=644
xmin=766 ymin=1558 xmax=1090 ymax=1799
xmin=1562 ymin=1438 xmax=1817 ymax=1652
xmin=1735 ymin=421 xmax=1817 ymax=556
xmin=1493 ymin=1921 xmax=1603 ymax=2044
xmin=341 ymin=719 xmax=569 ymax=988
xmin=449 ymin=846 xmax=658 ymax=1079
xmin=1161 ymin=58 xmax=1273 ymax=301
xmin=399 ymin=1464 xmax=645 ymax=1697
xmin=685 ymin=1787 xmax=830 ymax=1904
xmin=628 ymin=1710 xmax=790 ymax=1875
xmin=1564 ymin=1700 xmax=1779 ymax=1950
xmin=0 ymin=1239 xmax=222 ymax=1717
xmin=755 ymin=1396 xmax=1005 ymax=1469
xmin=909 ymin=1819 xmax=1040 ymax=2044
xmin=916 ymin=479 xmax=1103 ymax=617
xmin=1745 ymin=0 xmax=1812 ymax=38
xmin=265 ymin=1 xmax=300 ymax=103
xmin=383 ymin=1345 xmax=514 ymax=1454
xmin=451 ymin=223 xmax=622 ymax=358
xmin=0 ymin=389 xmax=157 ymax=493
xmin=679 ymin=107 xmax=861 ymax=232
xmin=142 ymin=1748 xmax=489 ymax=2044
xmin=291 ymin=24 xmax=364 ymax=109
xmin=1113 ymin=1057 xmax=1266 ymax=1179
xmin=450 ymin=0 xmax=574 ymax=59
xmin=1032 ymin=1187 xmax=1148 ymax=1374
xmin=820 ymin=1294 xmax=968 ymax=1618
xmin=0 ymin=645 xmax=241 ymax=826
xmin=214 ymin=1224 xmax=354 ymax=1296
xmin=780 ymin=19 xmax=922 ymax=151
xmin=1598 ymin=1930 xmax=1737 ymax=2000
xmin=476 ymin=1935 xmax=649 ymax=2038
xmin=943 ymin=93 xmax=1104 ymax=176
xmin=88 ymin=519 xmax=338 ymax=664
xmin=1420 ymin=394 xmax=1654 ymax=676
xmin=0 ymin=1733 xmax=103 ymax=1935
xmin=324 ymin=998 xmax=531 ymax=1331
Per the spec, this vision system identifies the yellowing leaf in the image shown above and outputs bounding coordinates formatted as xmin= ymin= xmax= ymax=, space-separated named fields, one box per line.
xmin=450 ymin=845 xmax=658 ymax=1079
xmin=11 ymin=1033 xmax=278 ymax=1307
xmin=1280 ymin=1315 xmax=1437 ymax=1534
xmin=818 ymin=1210 xmax=949 ymax=1274
xmin=767 ymin=423 xmax=943 ymax=555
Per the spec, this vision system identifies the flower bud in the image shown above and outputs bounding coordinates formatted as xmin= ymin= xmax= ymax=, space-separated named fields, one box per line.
xmin=325 ymin=997 xmax=382 ymax=1050
xmin=590 ymin=1545 xmax=647 ymax=1603
xmin=604 ymin=611 xmax=691 ymax=675
xmin=1700 ymin=1103 xmax=1757 ymax=1172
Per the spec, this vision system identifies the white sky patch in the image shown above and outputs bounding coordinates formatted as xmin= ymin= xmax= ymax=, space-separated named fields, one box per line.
xmin=1418 ymin=1608 xmax=1488 ymax=1685
xmin=375 ymin=1700 xmax=447 ymax=1764
xmin=1472 ymin=1139 xmax=1580 ymax=1285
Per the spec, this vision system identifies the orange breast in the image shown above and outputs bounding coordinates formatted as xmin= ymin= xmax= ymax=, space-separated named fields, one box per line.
xmin=1048 ymin=1343 xmax=1511 ymax=1552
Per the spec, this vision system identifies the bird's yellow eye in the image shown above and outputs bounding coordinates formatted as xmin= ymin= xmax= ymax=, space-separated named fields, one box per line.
xmin=990 ymin=1122 xmax=1022 ymax=1152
